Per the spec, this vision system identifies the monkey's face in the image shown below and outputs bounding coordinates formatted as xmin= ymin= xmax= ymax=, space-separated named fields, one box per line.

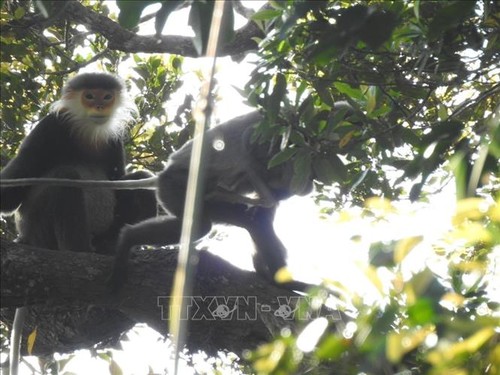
xmin=80 ymin=89 xmax=117 ymax=124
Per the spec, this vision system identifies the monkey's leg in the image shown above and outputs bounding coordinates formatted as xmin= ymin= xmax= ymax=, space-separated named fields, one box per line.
xmin=208 ymin=202 xmax=310 ymax=291
xmin=206 ymin=202 xmax=285 ymax=275
xmin=115 ymin=170 xmax=158 ymax=224
xmin=17 ymin=167 xmax=94 ymax=252
xmin=108 ymin=215 xmax=212 ymax=291
xmin=94 ymin=170 xmax=158 ymax=254
xmin=242 ymin=206 xmax=288 ymax=279
xmin=109 ymin=169 xmax=214 ymax=290
xmin=54 ymin=190 xmax=94 ymax=252
xmin=244 ymin=207 xmax=313 ymax=292
xmin=245 ymin=207 xmax=314 ymax=292
xmin=244 ymin=167 xmax=278 ymax=207
xmin=52 ymin=167 xmax=96 ymax=252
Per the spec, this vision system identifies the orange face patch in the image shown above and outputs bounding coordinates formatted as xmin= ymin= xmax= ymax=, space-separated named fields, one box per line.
xmin=80 ymin=89 xmax=116 ymax=119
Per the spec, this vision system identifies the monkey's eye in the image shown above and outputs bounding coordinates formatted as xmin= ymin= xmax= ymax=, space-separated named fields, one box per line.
xmin=103 ymin=94 xmax=113 ymax=101
xmin=84 ymin=93 xmax=94 ymax=100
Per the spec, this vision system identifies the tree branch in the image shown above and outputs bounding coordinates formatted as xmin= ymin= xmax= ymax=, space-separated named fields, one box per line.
xmin=59 ymin=1 xmax=264 ymax=57
xmin=1 ymin=239 xmax=332 ymax=356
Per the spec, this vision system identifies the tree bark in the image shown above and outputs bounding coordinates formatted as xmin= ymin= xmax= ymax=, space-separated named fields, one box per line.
xmin=1 ymin=239 xmax=329 ymax=356
xmin=57 ymin=1 xmax=264 ymax=57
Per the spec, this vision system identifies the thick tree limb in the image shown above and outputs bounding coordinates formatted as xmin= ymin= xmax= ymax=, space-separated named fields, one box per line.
xmin=58 ymin=1 xmax=264 ymax=57
xmin=1 ymin=239 xmax=337 ymax=356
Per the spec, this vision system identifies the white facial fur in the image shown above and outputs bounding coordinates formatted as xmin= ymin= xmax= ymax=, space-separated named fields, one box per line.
xmin=50 ymin=79 xmax=137 ymax=147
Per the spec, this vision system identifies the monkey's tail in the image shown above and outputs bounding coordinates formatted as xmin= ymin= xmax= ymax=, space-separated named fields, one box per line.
xmin=0 ymin=176 xmax=159 ymax=190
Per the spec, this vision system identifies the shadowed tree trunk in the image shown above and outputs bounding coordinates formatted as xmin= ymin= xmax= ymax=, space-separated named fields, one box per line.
xmin=1 ymin=239 xmax=342 ymax=356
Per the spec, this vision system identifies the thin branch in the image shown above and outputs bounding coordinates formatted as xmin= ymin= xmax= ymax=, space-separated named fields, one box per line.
xmin=448 ymin=82 xmax=500 ymax=120
xmin=43 ymin=49 xmax=110 ymax=76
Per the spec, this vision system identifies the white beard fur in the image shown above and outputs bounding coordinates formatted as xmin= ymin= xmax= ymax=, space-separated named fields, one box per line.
xmin=50 ymin=90 xmax=137 ymax=148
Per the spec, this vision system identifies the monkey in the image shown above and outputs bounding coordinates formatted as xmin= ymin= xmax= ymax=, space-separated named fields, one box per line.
xmin=0 ymin=72 xmax=157 ymax=374
xmin=106 ymin=110 xmax=315 ymax=290
xmin=0 ymin=72 xmax=157 ymax=252
xmin=106 ymin=103 xmax=359 ymax=290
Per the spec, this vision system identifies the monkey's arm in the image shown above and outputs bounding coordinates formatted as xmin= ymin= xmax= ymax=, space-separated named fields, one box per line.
xmin=205 ymin=161 xmax=279 ymax=207
xmin=0 ymin=116 xmax=58 ymax=212
xmin=244 ymin=165 xmax=280 ymax=206
xmin=108 ymin=138 xmax=128 ymax=180
xmin=215 ymin=162 xmax=280 ymax=207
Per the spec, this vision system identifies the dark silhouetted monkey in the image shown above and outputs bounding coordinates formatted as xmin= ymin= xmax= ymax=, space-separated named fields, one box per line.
xmin=1 ymin=72 xmax=157 ymax=253
xmin=108 ymin=111 xmax=314 ymax=290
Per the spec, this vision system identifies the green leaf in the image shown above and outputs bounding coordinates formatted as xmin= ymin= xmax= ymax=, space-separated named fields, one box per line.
xmin=312 ymin=154 xmax=347 ymax=184
xmin=365 ymin=86 xmax=377 ymax=114
xmin=188 ymin=1 xmax=234 ymax=56
xmin=295 ymin=81 xmax=308 ymax=106
xmin=291 ymin=149 xmax=312 ymax=195
xmin=437 ymin=104 xmax=448 ymax=121
xmin=219 ymin=1 xmax=235 ymax=47
xmin=251 ymin=9 xmax=282 ymax=21
xmin=315 ymin=335 xmax=349 ymax=361
xmin=313 ymin=80 xmax=334 ymax=108
xmin=117 ymin=0 xmax=155 ymax=29
xmin=358 ymin=10 xmax=398 ymax=49
xmin=369 ymin=241 xmax=396 ymax=268
xmin=328 ymin=103 xmax=352 ymax=130
xmin=407 ymin=298 xmax=436 ymax=326
xmin=394 ymin=235 xmax=423 ymax=264
xmin=289 ymin=130 xmax=307 ymax=147
xmin=333 ymin=82 xmax=364 ymax=100
xmin=414 ymin=0 xmax=421 ymax=21
xmin=267 ymin=73 xmax=287 ymax=121
xmin=155 ymin=1 xmax=184 ymax=35
xmin=449 ymin=151 xmax=469 ymax=200
xmin=298 ymin=94 xmax=315 ymax=124
xmin=387 ymin=326 xmax=435 ymax=363
xmin=428 ymin=1 xmax=477 ymax=40
xmin=409 ymin=180 xmax=424 ymax=201
xmin=171 ymin=56 xmax=182 ymax=71
xmin=426 ymin=328 xmax=495 ymax=366
xmin=189 ymin=1 xmax=214 ymax=56
xmin=268 ymin=148 xmax=297 ymax=169
xmin=14 ymin=6 xmax=25 ymax=19
xmin=33 ymin=0 xmax=48 ymax=17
